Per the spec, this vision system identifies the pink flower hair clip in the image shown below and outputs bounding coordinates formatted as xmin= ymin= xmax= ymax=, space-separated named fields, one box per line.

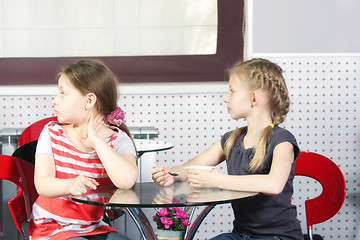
xmin=105 ymin=106 xmax=125 ymax=127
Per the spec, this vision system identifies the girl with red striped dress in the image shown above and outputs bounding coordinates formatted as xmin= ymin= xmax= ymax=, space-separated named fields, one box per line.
xmin=29 ymin=60 xmax=138 ymax=240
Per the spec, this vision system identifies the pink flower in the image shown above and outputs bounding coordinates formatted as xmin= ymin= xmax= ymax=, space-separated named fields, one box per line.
xmin=176 ymin=210 xmax=188 ymax=219
xmin=153 ymin=207 xmax=190 ymax=231
xmin=160 ymin=217 xmax=173 ymax=229
xmin=181 ymin=219 xmax=190 ymax=226
xmin=105 ymin=106 xmax=125 ymax=127
xmin=158 ymin=208 xmax=169 ymax=216
xmin=169 ymin=207 xmax=182 ymax=212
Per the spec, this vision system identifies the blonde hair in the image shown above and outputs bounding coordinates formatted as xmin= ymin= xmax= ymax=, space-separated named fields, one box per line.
xmin=223 ymin=58 xmax=290 ymax=172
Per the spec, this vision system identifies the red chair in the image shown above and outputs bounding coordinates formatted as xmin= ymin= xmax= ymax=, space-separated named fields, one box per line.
xmin=12 ymin=140 xmax=38 ymax=165
xmin=18 ymin=116 xmax=57 ymax=147
xmin=0 ymin=155 xmax=38 ymax=240
xmin=295 ymin=151 xmax=346 ymax=240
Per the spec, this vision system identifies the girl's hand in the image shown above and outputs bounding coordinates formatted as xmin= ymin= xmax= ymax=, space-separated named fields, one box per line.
xmin=68 ymin=175 xmax=99 ymax=196
xmin=152 ymin=186 xmax=175 ymax=204
xmin=151 ymin=166 xmax=175 ymax=186
xmin=186 ymin=168 xmax=222 ymax=188
xmin=82 ymin=114 xmax=104 ymax=148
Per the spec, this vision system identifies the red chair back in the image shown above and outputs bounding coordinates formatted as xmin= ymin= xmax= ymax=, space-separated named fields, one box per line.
xmin=18 ymin=116 xmax=57 ymax=147
xmin=0 ymin=155 xmax=38 ymax=239
xmin=295 ymin=151 xmax=346 ymax=238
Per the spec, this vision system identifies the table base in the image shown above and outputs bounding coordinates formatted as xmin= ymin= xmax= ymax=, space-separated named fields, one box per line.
xmin=125 ymin=205 xmax=215 ymax=240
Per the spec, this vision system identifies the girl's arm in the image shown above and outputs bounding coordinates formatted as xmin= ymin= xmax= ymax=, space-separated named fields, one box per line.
xmin=172 ymin=139 xmax=225 ymax=181
xmin=152 ymin=140 xmax=226 ymax=186
xmin=34 ymin=153 xmax=98 ymax=197
xmin=187 ymin=141 xmax=294 ymax=195
xmin=92 ymin=138 xmax=138 ymax=189
xmin=83 ymin=115 xmax=138 ymax=189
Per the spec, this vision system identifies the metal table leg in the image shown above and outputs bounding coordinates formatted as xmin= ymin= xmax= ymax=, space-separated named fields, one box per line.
xmin=184 ymin=205 xmax=215 ymax=240
xmin=124 ymin=207 xmax=157 ymax=240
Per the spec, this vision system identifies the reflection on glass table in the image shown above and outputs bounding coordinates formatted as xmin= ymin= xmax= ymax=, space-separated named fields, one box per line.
xmin=73 ymin=182 xmax=258 ymax=240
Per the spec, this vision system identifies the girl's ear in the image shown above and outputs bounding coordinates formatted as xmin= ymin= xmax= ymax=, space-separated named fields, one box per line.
xmin=251 ymin=92 xmax=257 ymax=107
xmin=85 ymin=93 xmax=97 ymax=110
xmin=252 ymin=90 xmax=269 ymax=108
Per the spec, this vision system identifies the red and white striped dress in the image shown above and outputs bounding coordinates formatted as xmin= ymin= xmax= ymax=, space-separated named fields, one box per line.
xmin=29 ymin=122 xmax=136 ymax=240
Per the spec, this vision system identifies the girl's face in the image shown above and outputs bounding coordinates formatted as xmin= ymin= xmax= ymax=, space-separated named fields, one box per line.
xmin=223 ymin=73 xmax=253 ymax=120
xmin=53 ymin=74 xmax=88 ymax=124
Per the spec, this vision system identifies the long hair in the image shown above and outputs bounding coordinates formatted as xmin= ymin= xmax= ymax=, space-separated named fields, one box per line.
xmin=223 ymin=58 xmax=290 ymax=172
xmin=57 ymin=59 xmax=137 ymax=161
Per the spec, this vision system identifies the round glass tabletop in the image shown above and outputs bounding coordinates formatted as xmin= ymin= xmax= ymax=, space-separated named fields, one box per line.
xmin=72 ymin=182 xmax=258 ymax=208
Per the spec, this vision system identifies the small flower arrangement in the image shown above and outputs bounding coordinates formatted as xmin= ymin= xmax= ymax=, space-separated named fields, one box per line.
xmin=153 ymin=207 xmax=190 ymax=231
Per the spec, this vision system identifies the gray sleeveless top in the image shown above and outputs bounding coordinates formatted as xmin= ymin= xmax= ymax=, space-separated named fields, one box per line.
xmin=221 ymin=126 xmax=303 ymax=240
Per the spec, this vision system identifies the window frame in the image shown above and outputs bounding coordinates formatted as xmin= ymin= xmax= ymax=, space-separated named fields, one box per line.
xmin=0 ymin=0 xmax=244 ymax=85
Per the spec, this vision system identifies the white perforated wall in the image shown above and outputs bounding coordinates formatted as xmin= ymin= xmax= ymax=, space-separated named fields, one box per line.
xmin=0 ymin=54 xmax=359 ymax=239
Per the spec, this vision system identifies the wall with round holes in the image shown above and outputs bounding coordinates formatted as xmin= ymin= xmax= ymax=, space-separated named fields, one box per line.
xmin=0 ymin=54 xmax=359 ymax=239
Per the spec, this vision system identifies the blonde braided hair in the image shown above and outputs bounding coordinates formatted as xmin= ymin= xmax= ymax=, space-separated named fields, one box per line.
xmin=223 ymin=58 xmax=290 ymax=172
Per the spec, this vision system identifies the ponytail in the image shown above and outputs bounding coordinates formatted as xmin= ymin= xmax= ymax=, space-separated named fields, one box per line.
xmin=119 ymin=122 xmax=139 ymax=165
xmin=223 ymin=127 xmax=246 ymax=159
xmin=224 ymin=125 xmax=274 ymax=173
xmin=248 ymin=125 xmax=274 ymax=172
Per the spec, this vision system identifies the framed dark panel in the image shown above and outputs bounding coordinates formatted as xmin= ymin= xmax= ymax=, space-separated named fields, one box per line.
xmin=0 ymin=0 xmax=244 ymax=85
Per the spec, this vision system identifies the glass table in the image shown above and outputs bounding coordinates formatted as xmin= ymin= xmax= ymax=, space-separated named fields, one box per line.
xmin=73 ymin=182 xmax=258 ymax=240
xmin=134 ymin=139 xmax=174 ymax=157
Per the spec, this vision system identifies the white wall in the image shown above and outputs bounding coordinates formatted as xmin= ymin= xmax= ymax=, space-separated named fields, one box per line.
xmin=253 ymin=0 xmax=360 ymax=53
